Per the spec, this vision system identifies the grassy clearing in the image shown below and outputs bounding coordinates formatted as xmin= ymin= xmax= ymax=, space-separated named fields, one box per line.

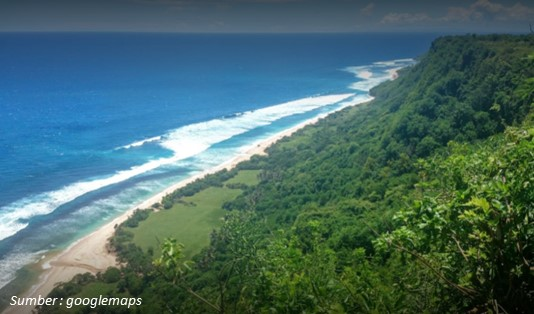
xmin=224 ymin=169 xmax=260 ymax=186
xmin=128 ymin=169 xmax=259 ymax=260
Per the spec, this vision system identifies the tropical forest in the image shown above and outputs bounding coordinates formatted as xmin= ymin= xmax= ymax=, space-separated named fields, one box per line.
xmin=39 ymin=34 xmax=533 ymax=313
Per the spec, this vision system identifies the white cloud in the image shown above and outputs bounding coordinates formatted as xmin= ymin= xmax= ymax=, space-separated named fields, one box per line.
xmin=360 ymin=2 xmax=375 ymax=16
xmin=380 ymin=12 xmax=431 ymax=24
xmin=444 ymin=0 xmax=534 ymax=22
xmin=380 ymin=0 xmax=534 ymax=28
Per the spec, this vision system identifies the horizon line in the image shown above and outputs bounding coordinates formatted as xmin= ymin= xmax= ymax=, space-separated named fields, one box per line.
xmin=1 ymin=30 xmax=522 ymax=35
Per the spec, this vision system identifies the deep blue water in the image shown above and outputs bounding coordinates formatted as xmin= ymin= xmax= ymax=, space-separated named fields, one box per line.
xmin=0 ymin=32 xmax=437 ymax=288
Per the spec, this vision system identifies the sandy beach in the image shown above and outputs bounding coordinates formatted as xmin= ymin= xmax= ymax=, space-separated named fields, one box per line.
xmin=2 ymin=113 xmax=329 ymax=314
xmin=4 ymin=68 xmax=398 ymax=313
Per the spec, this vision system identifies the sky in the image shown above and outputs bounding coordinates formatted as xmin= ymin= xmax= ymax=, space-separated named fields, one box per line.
xmin=0 ymin=0 xmax=533 ymax=33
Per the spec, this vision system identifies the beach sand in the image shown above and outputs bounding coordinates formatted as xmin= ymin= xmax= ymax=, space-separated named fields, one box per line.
xmin=3 ymin=114 xmax=327 ymax=314
xmin=4 ymin=69 xmax=399 ymax=314
xmin=356 ymin=70 xmax=373 ymax=79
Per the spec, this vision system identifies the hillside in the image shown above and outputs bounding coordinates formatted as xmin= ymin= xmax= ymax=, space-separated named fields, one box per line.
xmin=41 ymin=34 xmax=533 ymax=313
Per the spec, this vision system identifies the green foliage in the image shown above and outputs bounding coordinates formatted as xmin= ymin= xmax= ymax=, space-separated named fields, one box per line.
xmin=377 ymin=127 xmax=534 ymax=312
xmin=101 ymin=267 xmax=121 ymax=284
xmin=162 ymin=169 xmax=239 ymax=205
xmin=255 ymin=226 xmax=341 ymax=313
xmin=153 ymin=238 xmax=191 ymax=284
xmin=173 ymin=34 xmax=533 ymax=313
xmin=123 ymin=208 xmax=150 ymax=227
xmin=38 ymin=273 xmax=97 ymax=313
xmin=40 ymin=34 xmax=534 ymax=313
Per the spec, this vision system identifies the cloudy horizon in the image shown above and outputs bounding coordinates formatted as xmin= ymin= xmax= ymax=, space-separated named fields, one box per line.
xmin=0 ymin=0 xmax=533 ymax=33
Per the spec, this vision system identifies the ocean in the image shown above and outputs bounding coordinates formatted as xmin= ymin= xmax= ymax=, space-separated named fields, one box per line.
xmin=0 ymin=33 xmax=437 ymax=288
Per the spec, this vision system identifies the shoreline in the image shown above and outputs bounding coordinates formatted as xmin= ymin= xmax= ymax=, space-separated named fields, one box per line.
xmin=2 ymin=112 xmax=333 ymax=314
xmin=4 ymin=68 xmax=399 ymax=313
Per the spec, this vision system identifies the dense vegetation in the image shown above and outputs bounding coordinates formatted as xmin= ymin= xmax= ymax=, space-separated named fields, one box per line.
xmin=40 ymin=34 xmax=533 ymax=313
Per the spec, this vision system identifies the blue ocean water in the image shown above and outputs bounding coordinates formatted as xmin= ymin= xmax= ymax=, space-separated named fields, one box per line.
xmin=0 ymin=33 xmax=437 ymax=288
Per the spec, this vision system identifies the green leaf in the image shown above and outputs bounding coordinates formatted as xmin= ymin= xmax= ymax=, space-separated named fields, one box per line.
xmin=465 ymin=197 xmax=490 ymax=213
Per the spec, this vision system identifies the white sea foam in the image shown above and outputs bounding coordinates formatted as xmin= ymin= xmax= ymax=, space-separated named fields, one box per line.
xmin=232 ymin=93 xmax=375 ymax=157
xmin=0 ymin=250 xmax=46 ymax=290
xmin=116 ymin=136 xmax=162 ymax=150
xmin=0 ymin=59 xmax=413 ymax=242
xmin=356 ymin=70 xmax=373 ymax=79
xmin=346 ymin=67 xmax=391 ymax=91
xmin=349 ymin=74 xmax=390 ymax=91
xmin=0 ymin=156 xmax=181 ymax=241
xmin=338 ymin=94 xmax=374 ymax=109
xmin=0 ymin=58 xmax=415 ymax=290
xmin=159 ymin=94 xmax=354 ymax=157
xmin=373 ymin=58 xmax=414 ymax=67
xmin=0 ymin=94 xmax=353 ymax=242
xmin=0 ymin=180 xmax=172 ymax=289
xmin=344 ymin=58 xmax=415 ymax=91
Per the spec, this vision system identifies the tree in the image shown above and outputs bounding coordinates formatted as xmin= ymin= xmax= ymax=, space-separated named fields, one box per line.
xmin=153 ymin=238 xmax=221 ymax=313
xmin=376 ymin=127 xmax=534 ymax=313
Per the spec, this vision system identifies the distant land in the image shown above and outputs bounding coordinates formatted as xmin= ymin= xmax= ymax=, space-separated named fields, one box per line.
xmin=1 ymin=33 xmax=533 ymax=313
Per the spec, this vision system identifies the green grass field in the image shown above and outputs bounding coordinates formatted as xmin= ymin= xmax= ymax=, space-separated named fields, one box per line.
xmin=224 ymin=169 xmax=260 ymax=186
xmin=127 ymin=169 xmax=260 ymax=260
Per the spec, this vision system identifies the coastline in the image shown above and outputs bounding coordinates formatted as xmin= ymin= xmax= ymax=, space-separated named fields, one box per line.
xmin=4 ymin=67 xmax=399 ymax=313
xmin=2 ymin=111 xmax=338 ymax=314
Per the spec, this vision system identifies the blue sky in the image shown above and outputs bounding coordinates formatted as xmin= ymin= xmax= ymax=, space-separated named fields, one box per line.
xmin=1 ymin=0 xmax=533 ymax=33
